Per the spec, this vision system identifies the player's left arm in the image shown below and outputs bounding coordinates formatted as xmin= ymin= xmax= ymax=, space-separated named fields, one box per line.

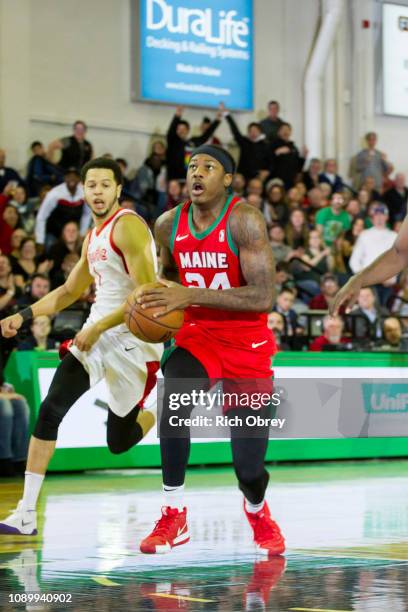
xmin=73 ymin=216 xmax=157 ymax=351
xmin=138 ymin=204 xmax=276 ymax=316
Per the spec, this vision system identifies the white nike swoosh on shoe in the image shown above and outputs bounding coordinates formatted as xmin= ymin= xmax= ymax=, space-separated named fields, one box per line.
xmin=175 ymin=234 xmax=189 ymax=242
xmin=252 ymin=341 xmax=268 ymax=348
xmin=177 ymin=525 xmax=186 ymax=537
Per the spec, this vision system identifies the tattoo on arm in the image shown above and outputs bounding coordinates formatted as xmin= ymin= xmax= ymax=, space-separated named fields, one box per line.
xmin=154 ymin=209 xmax=180 ymax=281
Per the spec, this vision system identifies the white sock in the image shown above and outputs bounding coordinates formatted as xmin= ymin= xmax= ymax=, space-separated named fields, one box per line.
xmin=245 ymin=498 xmax=265 ymax=514
xmin=21 ymin=472 xmax=45 ymax=511
xmin=163 ymin=484 xmax=185 ymax=511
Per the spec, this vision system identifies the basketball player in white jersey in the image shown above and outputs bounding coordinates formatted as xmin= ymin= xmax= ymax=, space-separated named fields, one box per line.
xmin=0 ymin=158 xmax=162 ymax=535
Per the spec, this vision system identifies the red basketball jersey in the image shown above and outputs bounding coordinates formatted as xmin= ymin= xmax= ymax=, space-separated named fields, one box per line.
xmin=170 ymin=195 xmax=267 ymax=329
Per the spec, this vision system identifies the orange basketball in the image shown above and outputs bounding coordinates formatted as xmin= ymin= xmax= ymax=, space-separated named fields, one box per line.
xmin=124 ymin=282 xmax=184 ymax=343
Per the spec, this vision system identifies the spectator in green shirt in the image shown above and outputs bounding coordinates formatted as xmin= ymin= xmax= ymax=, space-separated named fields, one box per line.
xmin=315 ymin=193 xmax=351 ymax=245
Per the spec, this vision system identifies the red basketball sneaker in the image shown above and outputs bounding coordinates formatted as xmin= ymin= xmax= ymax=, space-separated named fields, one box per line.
xmin=140 ymin=506 xmax=189 ymax=554
xmin=244 ymin=501 xmax=285 ymax=556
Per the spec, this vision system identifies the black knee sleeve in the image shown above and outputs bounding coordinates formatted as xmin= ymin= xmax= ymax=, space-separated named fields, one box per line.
xmin=106 ymin=405 xmax=143 ymax=454
xmin=33 ymin=398 xmax=65 ymax=441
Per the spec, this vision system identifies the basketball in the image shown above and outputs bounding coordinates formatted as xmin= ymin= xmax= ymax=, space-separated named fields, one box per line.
xmin=124 ymin=282 xmax=184 ymax=343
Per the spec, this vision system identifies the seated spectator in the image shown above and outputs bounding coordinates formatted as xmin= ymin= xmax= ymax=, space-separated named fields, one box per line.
xmin=246 ymin=193 xmax=262 ymax=210
xmin=309 ymin=273 xmax=340 ymax=311
xmin=223 ymin=105 xmax=268 ymax=181
xmin=166 ymin=105 xmax=221 ymax=180
xmin=9 ymin=228 xmax=27 ymax=264
xmin=264 ymin=182 xmax=288 ymax=226
xmin=0 ymin=386 xmax=30 ymax=476
xmin=346 ymin=197 xmax=361 ymax=220
xmin=349 ymin=203 xmax=397 ymax=305
xmin=287 ymin=186 xmax=303 ymax=210
xmin=309 ymin=315 xmax=348 ymax=351
xmin=373 ymin=317 xmax=408 ymax=351
xmin=26 ymin=141 xmax=63 ymax=197
xmin=349 ymin=287 xmax=388 ymax=339
xmin=198 ymin=116 xmax=222 ymax=145
xmin=307 ymin=187 xmax=327 ymax=211
xmin=319 ymin=159 xmax=344 ymax=193
xmin=302 ymin=158 xmax=322 ymax=191
xmin=318 ymin=182 xmax=333 ymax=203
xmin=316 ymin=192 xmax=351 ymax=246
xmin=273 ymin=288 xmax=301 ymax=337
xmin=383 ymin=172 xmax=408 ymax=225
xmin=268 ymin=123 xmax=307 ymax=189
xmin=50 ymin=252 xmax=80 ymax=290
xmin=151 ymin=140 xmax=167 ymax=162
xmin=300 ymin=229 xmax=333 ymax=276
xmin=231 ymin=173 xmax=246 ymax=199
xmin=260 ymin=100 xmax=286 ymax=142
xmin=285 ymin=209 xmax=309 ymax=249
xmin=355 ymin=132 xmax=391 ymax=191
xmin=269 ymin=224 xmax=291 ymax=263
xmin=166 ymin=179 xmax=183 ymax=210
xmin=391 ymin=269 xmax=408 ymax=317
xmin=16 ymin=273 xmax=50 ymax=308
xmin=115 ymin=158 xmax=132 ymax=194
xmin=0 ymin=255 xmax=20 ymax=318
xmin=0 ymin=182 xmax=25 ymax=255
xmin=267 ymin=311 xmax=290 ymax=351
xmin=361 ymin=175 xmax=381 ymax=202
xmin=342 ymin=217 xmax=365 ymax=268
xmin=46 ymin=221 xmax=82 ymax=273
xmin=17 ymin=315 xmax=56 ymax=351
xmin=12 ymin=237 xmax=51 ymax=289
xmin=9 ymin=185 xmax=35 ymax=234
xmin=0 ymin=149 xmax=24 ymax=193
xmin=35 ymin=168 xmax=89 ymax=251
xmin=47 ymin=120 xmax=93 ymax=171
xmin=275 ymin=262 xmax=292 ymax=293
xmin=356 ymin=187 xmax=371 ymax=215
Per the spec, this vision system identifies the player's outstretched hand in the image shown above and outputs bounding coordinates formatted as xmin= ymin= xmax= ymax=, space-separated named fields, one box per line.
xmin=137 ymin=279 xmax=191 ymax=317
xmin=330 ymin=275 xmax=362 ymax=316
xmin=73 ymin=323 xmax=102 ymax=352
xmin=0 ymin=313 xmax=23 ymax=338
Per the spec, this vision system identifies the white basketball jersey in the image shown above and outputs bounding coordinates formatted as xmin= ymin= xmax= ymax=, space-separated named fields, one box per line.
xmin=86 ymin=208 xmax=157 ymax=321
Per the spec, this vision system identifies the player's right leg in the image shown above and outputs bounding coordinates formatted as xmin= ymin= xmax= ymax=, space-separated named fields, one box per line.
xmin=140 ymin=348 xmax=208 ymax=554
xmin=0 ymin=352 xmax=90 ymax=535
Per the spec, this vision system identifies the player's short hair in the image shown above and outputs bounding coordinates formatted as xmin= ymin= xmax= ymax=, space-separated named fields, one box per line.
xmin=81 ymin=157 xmax=123 ymax=186
xmin=30 ymin=140 xmax=42 ymax=150
xmin=279 ymin=287 xmax=294 ymax=296
xmin=268 ymin=100 xmax=280 ymax=107
xmin=73 ymin=120 xmax=87 ymax=131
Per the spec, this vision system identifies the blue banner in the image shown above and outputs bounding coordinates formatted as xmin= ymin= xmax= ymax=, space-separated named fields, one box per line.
xmin=139 ymin=0 xmax=253 ymax=110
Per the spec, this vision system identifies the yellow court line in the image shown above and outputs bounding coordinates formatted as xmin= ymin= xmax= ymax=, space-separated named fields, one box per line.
xmin=92 ymin=576 xmax=120 ymax=587
xmin=290 ymin=608 xmax=352 ymax=612
xmin=149 ymin=593 xmax=215 ymax=603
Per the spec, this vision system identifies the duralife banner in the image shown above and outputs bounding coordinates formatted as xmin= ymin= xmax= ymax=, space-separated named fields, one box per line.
xmin=383 ymin=3 xmax=408 ymax=116
xmin=138 ymin=0 xmax=254 ymax=109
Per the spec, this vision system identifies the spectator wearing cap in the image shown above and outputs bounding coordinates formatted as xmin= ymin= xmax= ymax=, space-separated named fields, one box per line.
xmin=166 ymin=106 xmax=221 ymax=180
xmin=264 ymin=182 xmax=289 ymax=226
xmin=315 ymin=192 xmax=351 ymax=246
xmin=302 ymin=158 xmax=322 ymax=191
xmin=350 ymin=202 xmax=398 ymax=305
xmin=319 ymin=159 xmax=344 ymax=193
xmin=222 ymin=104 xmax=269 ymax=181
xmin=383 ymin=172 xmax=408 ymax=225
xmin=0 ymin=149 xmax=24 ymax=193
xmin=309 ymin=273 xmax=341 ymax=311
xmin=34 ymin=168 xmax=89 ymax=251
xmin=309 ymin=315 xmax=348 ymax=351
xmin=259 ymin=100 xmax=286 ymax=142
xmin=47 ymin=120 xmax=93 ymax=171
xmin=268 ymin=123 xmax=307 ymax=189
xmin=26 ymin=141 xmax=63 ymax=197
xmin=355 ymin=132 xmax=391 ymax=190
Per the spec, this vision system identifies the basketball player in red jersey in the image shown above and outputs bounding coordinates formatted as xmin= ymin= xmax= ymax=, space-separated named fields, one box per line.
xmin=0 ymin=158 xmax=162 ymax=536
xmin=138 ymin=145 xmax=285 ymax=556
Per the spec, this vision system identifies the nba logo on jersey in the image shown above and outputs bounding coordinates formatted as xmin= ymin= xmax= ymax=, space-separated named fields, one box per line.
xmin=219 ymin=229 xmax=225 ymax=243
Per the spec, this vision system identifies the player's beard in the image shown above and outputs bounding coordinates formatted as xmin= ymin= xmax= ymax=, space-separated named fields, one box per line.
xmin=91 ymin=196 xmax=118 ymax=219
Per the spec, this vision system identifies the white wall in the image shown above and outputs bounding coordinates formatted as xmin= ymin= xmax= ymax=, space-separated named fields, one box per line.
xmin=1 ymin=0 xmax=408 ymax=178
xmin=1 ymin=0 xmax=320 ymax=174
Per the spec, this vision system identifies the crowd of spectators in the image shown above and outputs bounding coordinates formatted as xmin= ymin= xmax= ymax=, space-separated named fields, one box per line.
xmin=1 ymin=105 xmax=408 ymax=379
